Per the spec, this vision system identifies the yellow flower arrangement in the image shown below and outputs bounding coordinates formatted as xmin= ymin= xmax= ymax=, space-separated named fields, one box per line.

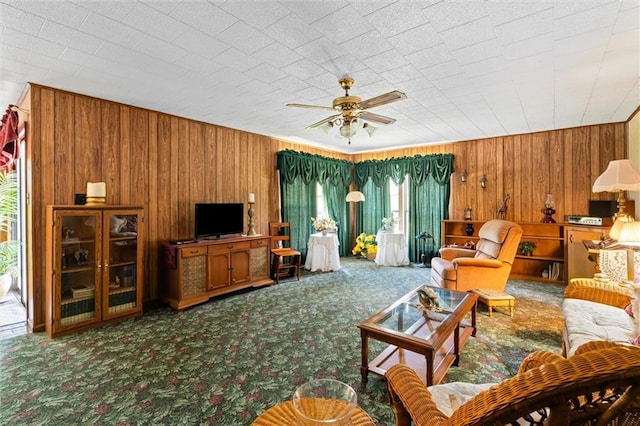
xmin=352 ymin=233 xmax=378 ymax=258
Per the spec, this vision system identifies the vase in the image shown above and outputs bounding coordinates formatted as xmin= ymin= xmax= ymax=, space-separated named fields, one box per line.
xmin=366 ymin=252 xmax=376 ymax=261
xmin=465 ymin=223 xmax=474 ymax=236
xmin=321 ymin=230 xmax=328 ymax=236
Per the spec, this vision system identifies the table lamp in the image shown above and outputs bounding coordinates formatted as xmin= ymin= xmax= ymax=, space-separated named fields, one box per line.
xmin=616 ymin=221 xmax=640 ymax=283
xmin=592 ymin=159 xmax=640 ymax=222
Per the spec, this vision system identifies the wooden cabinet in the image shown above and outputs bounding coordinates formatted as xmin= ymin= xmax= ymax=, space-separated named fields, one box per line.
xmin=441 ymin=220 xmax=567 ymax=284
xmin=45 ymin=205 xmax=144 ymax=338
xmin=565 ymin=225 xmax=609 ymax=280
xmin=163 ymin=236 xmax=273 ymax=310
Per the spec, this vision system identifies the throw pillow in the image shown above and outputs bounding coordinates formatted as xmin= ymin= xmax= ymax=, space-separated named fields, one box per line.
xmin=110 ymin=216 xmax=126 ymax=234
xmin=626 ymin=303 xmax=635 ymax=318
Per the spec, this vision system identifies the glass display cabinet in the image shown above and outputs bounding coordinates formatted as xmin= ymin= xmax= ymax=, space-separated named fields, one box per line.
xmin=45 ymin=205 xmax=144 ymax=338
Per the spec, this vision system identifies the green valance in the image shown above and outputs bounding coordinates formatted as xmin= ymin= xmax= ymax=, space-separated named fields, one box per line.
xmin=354 ymin=154 xmax=454 ymax=187
xmin=277 ymin=149 xmax=352 ymax=186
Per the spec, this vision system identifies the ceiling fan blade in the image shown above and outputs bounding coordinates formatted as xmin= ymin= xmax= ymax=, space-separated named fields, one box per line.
xmin=359 ymin=111 xmax=396 ymax=125
xmin=286 ymin=103 xmax=335 ymax=111
xmin=358 ymin=90 xmax=406 ymax=110
xmin=306 ymin=114 xmax=342 ymax=129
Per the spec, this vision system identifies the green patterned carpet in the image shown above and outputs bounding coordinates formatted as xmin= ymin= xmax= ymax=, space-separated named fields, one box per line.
xmin=0 ymin=258 xmax=565 ymax=425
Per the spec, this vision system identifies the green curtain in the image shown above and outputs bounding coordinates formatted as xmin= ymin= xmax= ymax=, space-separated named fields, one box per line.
xmin=407 ymin=154 xmax=454 ymax=262
xmin=277 ymin=150 xmax=454 ymax=262
xmin=361 ymin=179 xmax=390 ymax=235
xmin=354 ymin=154 xmax=454 ymax=262
xmin=321 ymin=184 xmax=349 ymax=256
xmin=409 ymin=176 xmax=450 ymax=263
xmin=277 ymin=150 xmax=352 ymax=257
xmin=280 ymin=176 xmax=316 ymax=258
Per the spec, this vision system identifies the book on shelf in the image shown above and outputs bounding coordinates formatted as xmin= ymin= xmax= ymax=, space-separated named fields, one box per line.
xmin=71 ymin=285 xmax=95 ymax=298
xmin=548 ymin=262 xmax=562 ymax=280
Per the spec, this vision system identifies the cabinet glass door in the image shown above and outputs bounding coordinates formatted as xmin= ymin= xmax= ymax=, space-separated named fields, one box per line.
xmin=58 ymin=212 xmax=100 ymax=327
xmin=103 ymin=211 xmax=141 ymax=318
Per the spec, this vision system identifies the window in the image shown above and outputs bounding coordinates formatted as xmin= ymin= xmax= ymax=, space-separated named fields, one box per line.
xmin=315 ymin=182 xmax=328 ymax=218
xmin=389 ymin=178 xmax=410 ymax=235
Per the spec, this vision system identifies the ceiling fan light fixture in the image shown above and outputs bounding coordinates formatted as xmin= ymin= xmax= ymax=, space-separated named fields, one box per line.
xmin=319 ymin=122 xmax=334 ymax=134
xmin=339 ymin=123 xmax=356 ymax=138
xmin=287 ymin=76 xmax=407 ymax=144
xmin=363 ymin=123 xmax=376 ymax=137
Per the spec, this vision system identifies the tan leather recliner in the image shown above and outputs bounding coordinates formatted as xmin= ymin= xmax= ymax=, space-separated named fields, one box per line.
xmin=430 ymin=219 xmax=523 ymax=292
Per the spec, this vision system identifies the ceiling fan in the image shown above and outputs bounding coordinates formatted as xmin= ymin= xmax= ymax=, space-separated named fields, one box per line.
xmin=286 ymin=76 xmax=406 ymax=143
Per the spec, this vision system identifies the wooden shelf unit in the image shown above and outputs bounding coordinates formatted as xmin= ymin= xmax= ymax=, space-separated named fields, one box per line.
xmin=162 ymin=235 xmax=274 ymax=311
xmin=441 ymin=220 xmax=609 ymax=284
xmin=45 ymin=205 xmax=144 ymax=338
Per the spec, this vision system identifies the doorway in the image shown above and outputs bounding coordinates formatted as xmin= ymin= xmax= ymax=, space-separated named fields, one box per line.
xmin=0 ymin=128 xmax=26 ymax=332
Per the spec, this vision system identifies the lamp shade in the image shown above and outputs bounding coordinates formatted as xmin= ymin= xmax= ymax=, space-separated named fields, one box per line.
xmin=609 ymin=216 xmax=634 ymax=240
xmin=592 ymin=159 xmax=640 ymax=192
xmin=346 ymin=191 xmax=365 ymax=202
xmin=617 ymin=221 xmax=640 ymax=246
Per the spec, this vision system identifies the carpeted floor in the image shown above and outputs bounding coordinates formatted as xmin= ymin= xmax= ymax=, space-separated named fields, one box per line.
xmin=0 ymin=258 xmax=565 ymax=425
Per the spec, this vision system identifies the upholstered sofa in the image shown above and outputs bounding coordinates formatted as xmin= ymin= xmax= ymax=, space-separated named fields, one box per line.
xmin=562 ymin=278 xmax=638 ymax=356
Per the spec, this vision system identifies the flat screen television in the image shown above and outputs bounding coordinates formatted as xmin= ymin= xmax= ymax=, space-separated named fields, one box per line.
xmin=194 ymin=203 xmax=244 ymax=239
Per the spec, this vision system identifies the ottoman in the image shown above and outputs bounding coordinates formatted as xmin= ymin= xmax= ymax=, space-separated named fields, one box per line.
xmin=470 ymin=288 xmax=515 ymax=317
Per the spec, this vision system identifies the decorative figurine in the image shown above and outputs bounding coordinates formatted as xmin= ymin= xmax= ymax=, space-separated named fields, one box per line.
xmin=497 ymin=193 xmax=510 ymax=218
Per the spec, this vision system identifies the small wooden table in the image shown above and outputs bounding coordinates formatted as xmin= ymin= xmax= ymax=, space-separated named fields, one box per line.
xmin=358 ymin=285 xmax=477 ymax=386
xmin=252 ymin=400 xmax=374 ymax=425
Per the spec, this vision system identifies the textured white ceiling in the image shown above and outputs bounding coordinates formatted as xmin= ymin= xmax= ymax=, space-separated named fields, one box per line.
xmin=1 ymin=0 xmax=638 ymax=153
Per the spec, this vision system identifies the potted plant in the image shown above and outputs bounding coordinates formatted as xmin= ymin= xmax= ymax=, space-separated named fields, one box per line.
xmin=0 ymin=170 xmax=19 ymax=300
xmin=518 ymin=241 xmax=537 ymax=256
xmin=352 ymin=233 xmax=377 ymax=260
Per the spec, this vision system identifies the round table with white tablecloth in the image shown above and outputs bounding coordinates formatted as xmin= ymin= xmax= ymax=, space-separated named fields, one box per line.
xmin=375 ymin=231 xmax=410 ymax=266
xmin=304 ymin=233 xmax=341 ymax=272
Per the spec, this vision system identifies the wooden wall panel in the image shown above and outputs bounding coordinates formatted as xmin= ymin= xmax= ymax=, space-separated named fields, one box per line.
xmin=54 ymin=92 xmax=75 ymax=203
xmin=101 ymin=102 xmax=121 ymax=204
xmin=119 ymin=106 xmax=131 ymax=204
xmin=23 ymin=84 xmax=629 ymax=332
xmin=74 ymin=96 xmax=101 ymax=194
xmin=503 ymin=136 xmax=516 ymax=221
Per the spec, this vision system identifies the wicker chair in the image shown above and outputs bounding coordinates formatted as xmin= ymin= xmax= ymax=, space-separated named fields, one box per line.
xmin=385 ymin=341 xmax=640 ymax=426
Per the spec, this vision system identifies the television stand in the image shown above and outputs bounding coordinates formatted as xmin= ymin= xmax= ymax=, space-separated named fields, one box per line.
xmin=162 ymin=235 xmax=274 ymax=310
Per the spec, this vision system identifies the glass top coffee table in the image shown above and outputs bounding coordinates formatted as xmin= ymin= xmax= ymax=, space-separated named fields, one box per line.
xmin=358 ymin=285 xmax=477 ymax=386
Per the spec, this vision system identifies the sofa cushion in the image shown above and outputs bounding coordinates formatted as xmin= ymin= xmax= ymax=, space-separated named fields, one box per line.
xmin=428 ymin=382 xmax=495 ymax=416
xmin=563 ymin=298 xmax=636 ymax=356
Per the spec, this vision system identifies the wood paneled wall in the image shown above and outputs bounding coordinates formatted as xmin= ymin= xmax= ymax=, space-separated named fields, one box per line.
xmin=23 ymin=84 xmax=626 ymax=332
xmin=24 ymin=84 xmax=349 ymax=331
xmin=353 ymin=124 xmax=627 ymax=223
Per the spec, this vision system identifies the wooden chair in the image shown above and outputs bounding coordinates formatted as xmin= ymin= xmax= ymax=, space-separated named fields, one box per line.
xmin=385 ymin=341 xmax=640 ymax=426
xmin=269 ymin=222 xmax=301 ymax=284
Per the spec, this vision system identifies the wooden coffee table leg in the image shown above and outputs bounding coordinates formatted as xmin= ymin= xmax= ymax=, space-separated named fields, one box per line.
xmin=360 ymin=328 xmax=369 ymax=382
xmin=472 ymin=300 xmax=477 ymax=337
xmin=425 ymin=352 xmax=434 ymax=386
xmin=453 ymin=323 xmax=461 ymax=366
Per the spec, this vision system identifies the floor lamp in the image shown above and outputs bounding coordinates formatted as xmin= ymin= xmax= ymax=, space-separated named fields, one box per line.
xmin=346 ymin=191 xmax=365 ymax=247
